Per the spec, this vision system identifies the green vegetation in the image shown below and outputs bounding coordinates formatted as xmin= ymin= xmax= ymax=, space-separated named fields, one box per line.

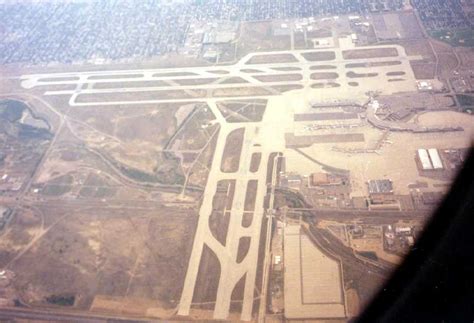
xmin=111 ymin=152 xmax=185 ymax=186
xmin=275 ymin=188 xmax=311 ymax=209
xmin=356 ymin=251 xmax=379 ymax=261
xmin=120 ymin=165 xmax=160 ymax=183
xmin=0 ymin=99 xmax=52 ymax=140
xmin=0 ymin=99 xmax=27 ymax=122
xmin=457 ymin=94 xmax=474 ymax=106
xmin=41 ymin=185 xmax=71 ymax=196
xmin=45 ymin=294 xmax=75 ymax=306
xmin=457 ymin=94 xmax=474 ymax=113
xmin=79 ymin=186 xmax=116 ymax=198
xmin=48 ymin=174 xmax=74 ymax=186
xmin=431 ymin=29 xmax=474 ymax=47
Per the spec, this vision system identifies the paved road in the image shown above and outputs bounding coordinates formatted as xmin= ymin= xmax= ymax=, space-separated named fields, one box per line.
xmin=0 ymin=307 xmax=148 ymax=323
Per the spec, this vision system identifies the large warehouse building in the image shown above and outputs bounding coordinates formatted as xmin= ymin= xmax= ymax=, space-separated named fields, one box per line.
xmin=428 ymin=148 xmax=444 ymax=169
xmin=417 ymin=148 xmax=445 ymax=170
xmin=418 ymin=149 xmax=433 ymax=170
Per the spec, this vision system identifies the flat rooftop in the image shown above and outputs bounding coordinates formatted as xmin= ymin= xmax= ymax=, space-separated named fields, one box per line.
xmin=368 ymin=179 xmax=393 ymax=194
xmin=284 ymin=225 xmax=346 ymax=319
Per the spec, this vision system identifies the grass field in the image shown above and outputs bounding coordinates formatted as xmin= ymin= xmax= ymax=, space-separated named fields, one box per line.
xmin=431 ymin=29 xmax=474 ymax=48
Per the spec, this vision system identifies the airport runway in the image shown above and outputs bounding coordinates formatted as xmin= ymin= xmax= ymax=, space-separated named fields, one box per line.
xmin=19 ymin=43 xmax=422 ymax=108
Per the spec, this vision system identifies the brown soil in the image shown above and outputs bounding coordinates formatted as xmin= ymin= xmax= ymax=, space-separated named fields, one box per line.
xmin=271 ymin=84 xmax=304 ymax=93
xmin=346 ymin=71 xmax=378 ymax=78
xmin=310 ymin=72 xmax=339 ymax=80
xmin=249 ymin=152 xmax=261 ymax=172
xmin=230 ymin=274 xmax=246 ymax=313
xmin=246 ymin=54 xmax=298 ymax=65
xmin=93 ymin=80 xmax=168 ymax=89
xmin=171 ymin=78 xmax=219 ymax=85
xmin=271 ymin=67 xmax=301 ymax=71
xmin=76 ymin=89 xmax=205 ymax=103
xmin=253 ymin=74 xmax=302 ymax=82
xmin=192 ymin=244 xmax=221 ymax=307
xmin=242 ymin=212 xmax=253 ymax=228
xmin=221 ymin=128 xmax=245 ymax=173
xmin=386 ymin=71 xmax=406 ymax=76
xmin=209 ymin=211 xmax=231 ymax=246
xmin=346 ymin=61 xmax=402 ymax=68
xmin=410 ymin=61 xmax=436 ymax=79
xmin=301 ymin=51 xmax=336 ymax=61
xmin=236 ymin=237 xmax=251 ymax=263
xmin=212 ymin=87 xmax=271 ymax=98
xmin=220 ymin=77 xmax=248 ymax=84
xmin=39 ymin=76 xmax=79 ymax=82
xmin=88 ymin=74 xmax=142 ymax=80
xmin=152 ymin=72 xmax=197 ymax=77
xmin=310 ymin=65 xmax=337 ymax=70
xmin=342 ymin=48 xmax=398 ymax=60
xmin=244 ymin=180 xmax=258 ymax=212
xmin=312 ymin=82 xmax=341 ymax=88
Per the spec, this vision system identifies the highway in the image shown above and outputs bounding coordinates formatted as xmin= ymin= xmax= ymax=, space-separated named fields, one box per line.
xmin=0 ymin=306 xmax=149 ymax=323
xmin=258 ymin=153 xmax=281 ymax=323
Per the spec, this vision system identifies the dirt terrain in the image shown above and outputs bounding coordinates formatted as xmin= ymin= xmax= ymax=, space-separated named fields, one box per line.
xmin=4 ymin=204 xmax=197 ymax=314
xmin=220 ymin=128 xmax=245 ymax=173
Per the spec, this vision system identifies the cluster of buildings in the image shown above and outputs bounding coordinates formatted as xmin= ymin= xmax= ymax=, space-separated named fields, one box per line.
xmin=181 ymin=20 xmax=238 ymax=61
xmin=223 ymin=0 xmax=404 ymax=19
xmin=412 ymin=0 xmax=473 ymax=30
xmin=0 ymin=0 xmax=406 ymax=65
xmin=383 ymin=224 xmax=418 ymax=255
xmin=0 ymin=1 xmax=191 ymax=65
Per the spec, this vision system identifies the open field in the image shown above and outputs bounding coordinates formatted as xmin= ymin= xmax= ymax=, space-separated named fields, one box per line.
xmin=246 ymin=53 xmax=298 ymax=65
xmin=342 ymin=48 xmax=399 ymax=60
xmin=253 ymin=74 xmax=302 ymax=82
xmin=236 ymin=21 xmax=291 ymax=57
xmin=311 ymin=72 xmax=339 ymax=80
xmin=312 ymin=82 xmax=341 ymax=88
xmin=2 ymin=204 xmax=197 ymax=316
xmin=221 ymin=128 xmax=245 ymax=173
xmin=301 ymin=51 xmax=336 ymax=61
xmin=431 ymin=29 xmax=474 ymax=48
xmin=284 ymin=225 xmax=346 ymax=320
xmin=310 ymin=65 xmax=338 ymax=70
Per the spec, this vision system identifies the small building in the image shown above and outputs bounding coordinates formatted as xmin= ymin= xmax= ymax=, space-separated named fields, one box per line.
xmin=347 ymin=224 xmax=364 ymax=238
xmin=368 ymin=179 xmax=393 ymax=195
xmin=417 ymin=81 xmax=433 ymax=91
xmin=395 ymin=226 xmax=412 ymax=235
xmin=284 ymin=173 xmax=302 ymax=190
xmin=274 ymin=255 xmax=281 ymax=265
xmin=203 ymin=48 xmax=218 ymax=61
xmin=310 ymin=172 xmax=330 ymax=186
